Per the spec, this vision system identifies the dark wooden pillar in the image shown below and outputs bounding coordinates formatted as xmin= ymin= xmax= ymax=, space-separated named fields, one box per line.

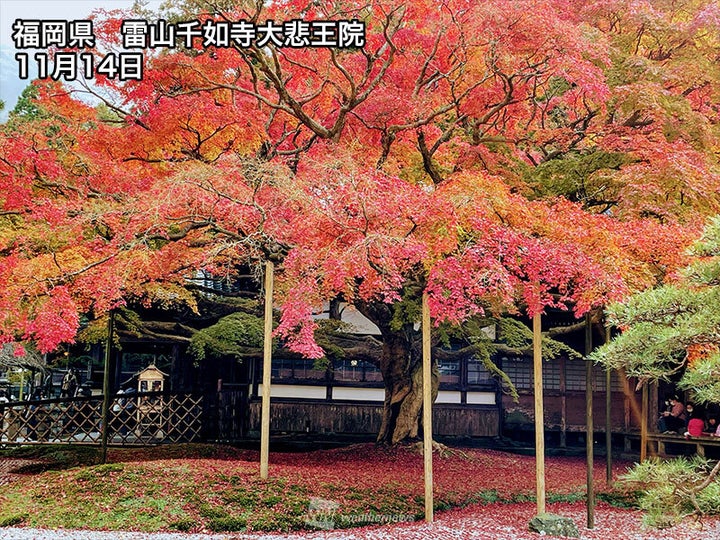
xmin=585 ymin=313 xmax=595 ymax=529
xmin=559 ymin=355 xmax=567 ymax=448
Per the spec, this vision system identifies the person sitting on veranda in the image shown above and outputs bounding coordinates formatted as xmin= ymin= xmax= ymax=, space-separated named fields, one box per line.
xmin=703 ymin=416 xmax=719 ymax=437
xmin=658 ymin=395 xmax=687 ymax=434
xmin=684 ymin=410 xmax=705 ymax=438
xmin=685 ymin=402 xmax=696 ymax=428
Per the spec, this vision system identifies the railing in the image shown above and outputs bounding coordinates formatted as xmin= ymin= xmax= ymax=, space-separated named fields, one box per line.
xmin=0 ymin=392 xmax=204 ymax=446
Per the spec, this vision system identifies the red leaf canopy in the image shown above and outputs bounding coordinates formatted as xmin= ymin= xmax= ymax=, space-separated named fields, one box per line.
xmin=0 ymin=0 xmax=717 ymax=354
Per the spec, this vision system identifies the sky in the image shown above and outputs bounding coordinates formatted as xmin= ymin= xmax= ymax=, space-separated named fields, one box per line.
xmin=0 ymin=0 xmax=161 ymax=120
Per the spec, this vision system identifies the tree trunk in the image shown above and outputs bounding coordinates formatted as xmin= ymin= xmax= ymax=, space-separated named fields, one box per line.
xmin=376 ymin=332 xmax=440 ymax=444
xmin=355 ymin=301 xmax=440 ymax=445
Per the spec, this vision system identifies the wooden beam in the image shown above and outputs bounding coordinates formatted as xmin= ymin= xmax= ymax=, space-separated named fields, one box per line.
xmin=422 ymin=293 xmax=434 ymax=523
xmin=585 ymin=313 xmax=595 ymax=529
xmin=533 ymin=312 xmax=546 ymax=515
xmin=260 ymin=261 xmax=274 ymax=480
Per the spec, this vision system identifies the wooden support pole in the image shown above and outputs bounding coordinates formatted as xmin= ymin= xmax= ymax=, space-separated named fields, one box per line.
xmin=18 ymin=369 xmax=24 ymax=401
xmin=260 ymin=261 xmax=274 ymax=480
xmin=422 ymin=293 xmax=434 ymax=523
xmin=640 ymin=383 xmax=648 ymax=463
xmin=101 ymin=310 xmax=115 ymax=465
xmin=533 ymin=312 xmax=546 ymax=515
xmin=605 ymin=325 xmax=613 ymax=488
xmin=585 ymin=313 xmax=595 ymax=529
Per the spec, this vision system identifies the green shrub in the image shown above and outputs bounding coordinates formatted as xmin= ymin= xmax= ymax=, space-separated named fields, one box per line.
xmin=0 ymin=513 xmax=27 ymax=527
xmin=509 ymin=492 xmax=535 ymax=503
xmin=473 ymin=489 xmax=502 ymax=503
xmin=207 ymin=515 xmax=247 ymax=532
xmin=597 ymin=489 xmax=641 ymax=509
xmin=262 ymin=494 xmax=282 ymax=507
xmin=247 ymin=513 xmax=305 ymax=531
xmin=696 ymin=481 xmax=720 ymax=514
xmin=547 ymin=492 xmax=585 ymax=503
xmin=168 ymin=518 xmax=197 ymax=531
xmin=620 ymin=456 xmax=720 ymax=528
xmin=221 ymin=488 xmax=257 ymax=506
xmin=199 ymin=504 xmax=228 ymax=519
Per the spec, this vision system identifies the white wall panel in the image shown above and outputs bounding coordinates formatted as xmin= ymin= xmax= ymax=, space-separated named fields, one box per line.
xmin=466 ymin=392 xmax=496 ymax=405
xmin=332 ymin=387 xmax=385 ymax=401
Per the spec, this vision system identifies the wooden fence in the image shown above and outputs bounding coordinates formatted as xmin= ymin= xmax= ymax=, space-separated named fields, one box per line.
xmin=0 ymin=390 xmax=246 ymax=446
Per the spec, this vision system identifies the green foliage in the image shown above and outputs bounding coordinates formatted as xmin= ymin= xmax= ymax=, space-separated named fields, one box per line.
xmin=76 ymin=316 xmax=110 ymax=345
xmin=205 ymin=479 xmax=309 ymax=531
xmin=436 ymin=316 xmax=495 ymax=348
xmin=488 ymin=318 xmax=583 ymax=402
xmin=620 ymin=457 xmax=720 ymax=528
xmin=143 ymin=283 xmax=199 ymax=313
xmin=199 ymin=504 xmax=228 ymax=519
xmin=390 ymin=295 xmax=422 ymax=332
xmin=691 ymin=217 xmax=720 ymax=258
xmin=435 ymin=316 xmax=525 ymax=400
xmin=696 ymin=479 xmax=720 ymax=515
xmin=524 ymin=150 xmax=630 ymax=206
xmin=497 ymin=318 xmax=582 ymax=360
xmin=597 ymin=487 xmax=642 ymax=509
xmin=498 ymin=318 xmax=532 ymax=349
xmin=247 ymin=512 xmax=305 ymax=531
xmin=77 ymin=309 xmax=142 ymax=347
xmin=75 ymin=463 xmax=125 ymax=481
xmin=313 ymin=318 xmax=356 ymax=366
xmin=474 ymin=489 xmax=501 ymax=503
xmin=478 ymin=353 xmax=519 ymax=402
xmin=189 ymin=312 xmax=265 ymax=362
xmin=540 ymin=76 xmax=573 ymax=102
xmin=8 ymin=85 xmax=46 ymax=124
xmin=95 ymin=103 xmax=123 ymax=123
xmin=546 ymin=492 xmax=586 ymax=504
xmin=591 ymin=287 xmax=711 ymax=379
xmin=680 ymin=352 xmax=720 ymax=404
xmin=0 ymin=514 xmax=27 ymax=527
xmin=221 ymin=487 xmax=257 ymax=506
xmin=168 ymin=518 xmax=197 ymax=531
xmin=435 ymin=316 xmax=584 ymax=403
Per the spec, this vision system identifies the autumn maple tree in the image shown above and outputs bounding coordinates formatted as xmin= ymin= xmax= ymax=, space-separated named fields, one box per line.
xmin=1 ymin=0 xmax=719 ymax=444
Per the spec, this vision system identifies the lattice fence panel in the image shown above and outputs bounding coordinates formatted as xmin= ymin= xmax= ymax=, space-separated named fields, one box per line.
xmin=1 ymin=393 xmax=204 ymax=446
